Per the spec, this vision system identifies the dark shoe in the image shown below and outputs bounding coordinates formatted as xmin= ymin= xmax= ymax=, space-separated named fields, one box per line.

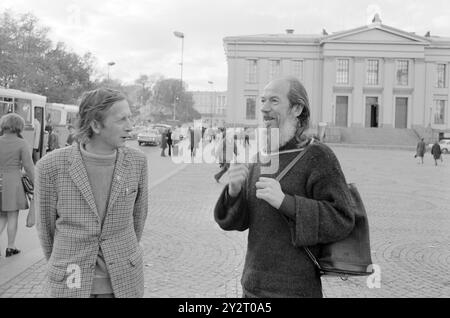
xmin=5 ymin=248 xmax=21 ymax=257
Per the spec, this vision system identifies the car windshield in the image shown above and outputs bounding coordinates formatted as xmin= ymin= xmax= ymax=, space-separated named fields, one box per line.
xmin=144 ymin=129 xmax=159 ymax=135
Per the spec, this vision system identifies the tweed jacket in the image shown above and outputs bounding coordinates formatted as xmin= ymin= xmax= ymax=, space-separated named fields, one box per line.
xmin=35 ymin=143 xmax=148 ymax=298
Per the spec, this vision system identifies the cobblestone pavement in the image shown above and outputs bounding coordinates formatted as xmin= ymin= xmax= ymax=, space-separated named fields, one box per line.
xmin=0 ymin=146 xmax=449 ymax=298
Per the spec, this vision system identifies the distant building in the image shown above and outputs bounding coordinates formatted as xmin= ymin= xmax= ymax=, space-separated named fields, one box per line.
xmin=223 ymin=17 xmax=450 ymax=136
xmin=191 ymin=91 xmax=227 ymax=127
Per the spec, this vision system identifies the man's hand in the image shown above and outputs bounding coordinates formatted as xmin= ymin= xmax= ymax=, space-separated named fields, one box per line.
xmin=255 ymin=177 xmax=285 ymax=210
xmin=228 ymin=164 xmax=249 ymax=198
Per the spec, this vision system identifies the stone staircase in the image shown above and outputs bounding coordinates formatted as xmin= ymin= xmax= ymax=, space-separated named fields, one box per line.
xmin=325 ymin=127 xmax=420 ymax=147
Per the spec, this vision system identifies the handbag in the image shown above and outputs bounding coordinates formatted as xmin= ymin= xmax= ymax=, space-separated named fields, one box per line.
xmin=22 ymin=175 xmax=34 ymax=196
xmin=276 ymin=141 xmax=373 ymax=277
xmin=21 ymin=175 xmax=35 ymax=227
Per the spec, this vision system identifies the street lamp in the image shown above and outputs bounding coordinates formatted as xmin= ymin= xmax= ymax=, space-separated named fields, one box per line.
xmin=107 ymin=61 xmax=116 ymax=82
xmin=174 ymin=31 xmax=185 ymax=121
xmin=208 ymin=81 xmax=214 ymax=127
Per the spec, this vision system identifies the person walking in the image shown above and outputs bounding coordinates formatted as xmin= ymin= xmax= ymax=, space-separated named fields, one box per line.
xmin=35 ymin=88 xmax=148 ymax=298
xmin=45 ymin=125 xmax=60 ymax=153
xmin=415 ymin=138 xmax=426 ymax=164
xmin=431 ymin=140 xmax=442 ymax=166
xmin=167 ymin=129 xmax=173 ymax=157
xmin=214 ymin=77 xmax=356 ymax=298
xmin=0 ymin=113 xmax=35 ymax=258
xmin=214 ymin=131 xmax=238 ymax=183
xmin=32 ymin=117 xmax=41 ymax=164
xmin=160 ymin=128 xmax=168 ymax=157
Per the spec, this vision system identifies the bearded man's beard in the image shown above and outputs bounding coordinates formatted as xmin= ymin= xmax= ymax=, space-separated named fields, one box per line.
xmin=260 ymin=118 xmax=298 ymax=153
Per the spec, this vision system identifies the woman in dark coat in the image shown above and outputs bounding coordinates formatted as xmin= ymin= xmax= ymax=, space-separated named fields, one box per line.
xmin=431 ymin=141 xmax=442 ymax=166
xmin=167 ymin=129 xmax=173 ymax=157
xmin=160 ymin=129 xmax=168 ymax=157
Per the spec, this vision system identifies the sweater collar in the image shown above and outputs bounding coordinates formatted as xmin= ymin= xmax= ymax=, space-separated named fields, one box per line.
xmin=278 ymin=135 xmax=315 ymax=152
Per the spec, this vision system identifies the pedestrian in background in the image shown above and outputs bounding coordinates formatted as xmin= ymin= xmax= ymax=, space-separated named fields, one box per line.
xmin=415 ymin=138 xmax=426 ymax=164
xmin=167 ymin=128 xmax=173 ymax=157
xmin=35 ymin=88 xmax=148 ymax=298
xmin=431 ymin=140 xmax=442 ymax=166
xmin=32 ymin=116 xmax=41 ymax=164
xmin=45 ymin=125 xmax=60 ymax=152
xmin=66 ymin=125 xmax=76 ymax=146
xmin=214 ymin=131 xmax=238 ymax=183
xmin=0 ymin=113 xmax=34 ymax=258
xmin=160 ymin=128 xmax=168 ymax=157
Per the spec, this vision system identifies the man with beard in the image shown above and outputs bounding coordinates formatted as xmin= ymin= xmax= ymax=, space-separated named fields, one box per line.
xmin=214 ymin=77 xmax=356 ymax=298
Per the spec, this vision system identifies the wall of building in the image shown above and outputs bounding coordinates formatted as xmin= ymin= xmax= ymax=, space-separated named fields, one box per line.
xmin=224 ymin=24 xmax=450 ymax=133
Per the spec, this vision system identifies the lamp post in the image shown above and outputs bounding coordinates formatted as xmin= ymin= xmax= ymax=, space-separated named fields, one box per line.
xmin=208 ymin=81 xmax=214 ymax=127
xmin=107 ymin=61 xmax=116 ymax=82
xmin=174 ymin=31 xmax=185 ymax=121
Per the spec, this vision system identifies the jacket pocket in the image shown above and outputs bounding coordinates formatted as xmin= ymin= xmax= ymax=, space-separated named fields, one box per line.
xmin=48 ymin=264 xmax=67 ymax=282
xmin=128 ymin=247 xmax=143 ymax=267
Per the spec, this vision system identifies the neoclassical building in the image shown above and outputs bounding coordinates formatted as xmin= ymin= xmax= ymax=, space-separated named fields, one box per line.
xmin=191 ymin=91 xmax=227 ymax=127
xmin=223 ymin=16 xmax=450 ymax=136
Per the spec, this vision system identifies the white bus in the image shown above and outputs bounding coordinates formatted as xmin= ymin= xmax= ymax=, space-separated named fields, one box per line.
xmin=0 ymin=88 xmax=47 ymax=160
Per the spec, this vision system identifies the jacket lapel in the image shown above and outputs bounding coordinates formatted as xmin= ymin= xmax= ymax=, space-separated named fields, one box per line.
xmin=106 ymin=148 xmax=129 ymax=212
xmin=68 ymin=144 xmax=100 ymax=220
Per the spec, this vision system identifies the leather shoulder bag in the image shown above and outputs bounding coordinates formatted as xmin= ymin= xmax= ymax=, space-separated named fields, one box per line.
xmin=276 ymin=142 xmax=374 ymax=278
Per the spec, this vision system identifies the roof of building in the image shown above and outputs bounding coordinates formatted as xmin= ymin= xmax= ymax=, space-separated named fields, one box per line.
xmin=223 ymin=20 xmax=450 ymax=47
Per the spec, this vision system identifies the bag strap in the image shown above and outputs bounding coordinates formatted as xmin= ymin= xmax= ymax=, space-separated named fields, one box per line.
xmin=275 ymin=138 xmax=315 ymax=182
xmin=275 ymin=150 xmax=307 ymax=182
xmin=275 ymin=139 xmax=323 ymax=272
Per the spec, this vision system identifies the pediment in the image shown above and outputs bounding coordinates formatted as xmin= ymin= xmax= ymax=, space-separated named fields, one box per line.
xmin=322 ymin=24 xmax=429 ymax=45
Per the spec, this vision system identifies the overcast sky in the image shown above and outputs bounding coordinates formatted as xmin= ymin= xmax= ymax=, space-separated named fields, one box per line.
xmin=2 ymin=0 xmax=450 ymax=91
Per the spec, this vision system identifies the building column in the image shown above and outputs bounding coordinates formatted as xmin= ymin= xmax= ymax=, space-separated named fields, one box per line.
xmin=412 ymin=59 xmax=425 ymax=129
xmin=425 ymin=61 xmax=435 ymax=128
xmin=322 ymin=57 xmax=334 ymax=125
xmin=352 ymin=57 xmax=364 ymax=127
xmin=382 ymin=58 xmax=395 ymax=128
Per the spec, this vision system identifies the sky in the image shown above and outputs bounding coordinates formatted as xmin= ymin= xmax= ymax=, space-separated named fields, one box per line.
xmin=2 ymin=0 xmax=450 ymax=91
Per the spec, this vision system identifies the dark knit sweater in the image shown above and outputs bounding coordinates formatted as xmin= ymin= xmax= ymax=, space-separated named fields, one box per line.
xmin=214 ymin=137 xmax=356 ymax=298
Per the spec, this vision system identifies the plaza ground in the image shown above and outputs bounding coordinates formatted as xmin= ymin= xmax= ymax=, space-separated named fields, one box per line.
xmin=0 ymin=144 xmax=449 ymax=298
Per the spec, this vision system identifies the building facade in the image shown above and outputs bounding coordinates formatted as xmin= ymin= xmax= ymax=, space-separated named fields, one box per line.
xmin=223 ymin=18 xmax=450 ymax=135
xmin=191 ymin=91 xmax=227 ymax=127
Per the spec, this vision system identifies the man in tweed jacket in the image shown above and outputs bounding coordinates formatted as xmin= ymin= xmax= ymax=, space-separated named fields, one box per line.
xmin=35 ymin=88 xmax=148 ymax=298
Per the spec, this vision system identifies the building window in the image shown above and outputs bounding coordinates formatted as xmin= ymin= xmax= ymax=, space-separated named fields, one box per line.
xmin=291 ymin=60 xmax=303 ymax=80
xmin=245 ymin=96 xmax=256 ymax=120
xmin=246 ymin=60 xmax=258 ymax=83
xmin=434 ymin=100 xmax=446 ymax=125
xmin=269 ymin=60 xmax=281 ymax=80
xmin=437 ymin=64 xmax=446 ymax=88
xmin=336 ymin=59 xmax=349 ymax=84
xmin=396 ymin=60 xmax=409 ymax=86
xmin=366 ymin=59 xmax=379 ymax=85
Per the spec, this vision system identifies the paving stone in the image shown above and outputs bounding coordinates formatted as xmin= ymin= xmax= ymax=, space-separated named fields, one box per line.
xmin=1 ymin=147 xmax=448 ymax=298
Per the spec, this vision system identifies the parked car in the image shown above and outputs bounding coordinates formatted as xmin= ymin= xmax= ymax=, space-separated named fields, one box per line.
xmin=128 ymin=125 xmax=146 ymax=140
xmin=428 ymin=139 xmax=450 ymax=154
xmin=150 ymin=124 xmax=172 ymax=134
xmin=438 ymin=139 xmax=450 ymax=154
xmin=137 ymin=128 xmax=161 ymax=146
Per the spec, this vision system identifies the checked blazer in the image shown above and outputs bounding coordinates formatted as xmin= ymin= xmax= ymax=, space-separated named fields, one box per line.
xmin=35 ymin=143 xmax=148 ymax=298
